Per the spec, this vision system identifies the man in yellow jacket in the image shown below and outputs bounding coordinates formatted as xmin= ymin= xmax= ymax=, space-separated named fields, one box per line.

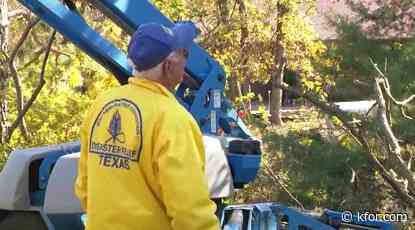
xmin=75 ymin=22 xmax=220 ymax=230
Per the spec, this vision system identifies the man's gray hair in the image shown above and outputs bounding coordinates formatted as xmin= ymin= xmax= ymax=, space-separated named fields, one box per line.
xmin=128 ymin=51 xmax=180 ymax=79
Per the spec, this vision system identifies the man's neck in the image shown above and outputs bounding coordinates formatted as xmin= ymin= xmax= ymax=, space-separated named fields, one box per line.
xmin=135 ymin=75 xmax=174 ymax=92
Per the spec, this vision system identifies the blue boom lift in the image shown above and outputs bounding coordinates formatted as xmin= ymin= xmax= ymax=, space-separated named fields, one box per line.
xmin=0 ymin=0 xmax=399 ymax=229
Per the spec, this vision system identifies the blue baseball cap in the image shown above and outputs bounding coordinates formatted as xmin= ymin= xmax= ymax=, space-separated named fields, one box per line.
xmin=127 ymin=22 xmax=199 ymax=72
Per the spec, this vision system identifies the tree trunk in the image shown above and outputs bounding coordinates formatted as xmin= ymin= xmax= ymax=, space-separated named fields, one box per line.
xmin=237 ymin=0 xmax=250 ymax=110
xmin=229 ymin=75 xmax=239 ymax=101
xmin=270 ymin=6 xmax=286 ymax=126
xmin=0 ymin=66 xmax=7 ymax=144
xmin=0 ymin=0 xmax=7 ymax=51
xmin=216 ymin=0 xmax=229 ymax=24
xmin=270 ymin=57 xmax=285 ymax=126
xmin=215 ymin=0 xmax=239 ymax=101
xmin=215 ymin=0 xmax=240 ymax=101
xmin=0 ymin=0 xmax=8 ymax=143
xmin=241 ymin=81 xmax=251 ymax=111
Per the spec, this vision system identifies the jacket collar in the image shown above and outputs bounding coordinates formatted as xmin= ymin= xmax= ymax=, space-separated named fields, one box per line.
xmin=128 ymin=77 xmax=176 ymax=100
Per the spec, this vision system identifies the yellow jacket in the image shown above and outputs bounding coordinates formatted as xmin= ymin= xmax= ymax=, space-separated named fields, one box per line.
xmin=75 ymin=77 xmax=219 ymax=230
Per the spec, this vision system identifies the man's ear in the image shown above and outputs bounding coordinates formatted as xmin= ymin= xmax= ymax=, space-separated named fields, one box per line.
xmin=162 ymin=59 xmax=170 ymax=76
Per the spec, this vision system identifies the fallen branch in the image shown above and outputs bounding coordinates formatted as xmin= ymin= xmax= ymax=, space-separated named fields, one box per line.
xmin=362 ymin=139 xmax=415 ymax=208
xmin=373 ymin=77 xmax=415 ymax=197
xmin=371 ymin=155 xmax=415 ymax=208
xmin=370 ymin=58 xmax=415 ymax=107
xmin=7 ymin=30 xmax=56 ymax=142
xmin=274 ymin=81 xmax=415 ymax=209
xmin=375 ymin=78 xmax=402 ymax=157
xmin=277 ymin=82 xmax=363 ymax=144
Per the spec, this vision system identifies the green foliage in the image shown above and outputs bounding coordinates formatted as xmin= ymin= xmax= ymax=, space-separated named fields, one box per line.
xmin=253 ymin=105 xmax=271 ymax=127
xmin=241 ymin=114 xmax=390 ymax=211
xmin=0 ymin=143 xmax=12 ymax=170
xmin=390 ymin=104 xmax=415 ymax=147
xmin=152 ymin=0 xmax=190 ymax=21
xmin=153 ymin=0 xmax=330 ymax=94
xmin=235 ymin=92 xmax=255 ymax=107
xmin=326 ymin=5 xmax=415 ymax=209
xmin=327 ymin=3 xmax=415 ymax=101
xmin=261 ymin=0 xmax=331 ymax=95
xmin=236 ymin=0 xmax=415 ymax=214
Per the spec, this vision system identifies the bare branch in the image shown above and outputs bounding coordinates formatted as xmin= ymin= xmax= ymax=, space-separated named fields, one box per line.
xmin=8 ymin=9 xmax=27 ymax=19
xmin=401 ymin=106 xmax=414 ymax=120
xmin=49 ymin=48 xmax=72 ymax=58
xmin=0 ymin=0 xmax=9 ymax=143
xmin=370 ymin=58 xmax=386 ymax=78
xmin=8 ymin=18 xmax=40 ymax=67
xmin=17 ymin=47 xmax=47 ymax=70
xmin=371 ymin=58 xmax=415 ymax=107
xmin=334 ymin=120 xmax=363 ymax=146
xmin=353 ymin=79 xmax=371 ymax=88
xmin=395 ymin=95 xmax=415 ymax=106
xmin=363 ymin=141 xmax=415 ymax=208
xmin=365 ymin=101 xmax=378 ymax=117
xmin=17 ymin=46 xmax=71 ymax=71
xmin=264 ymin=162 xmax=305 ymax=210
xmin=202 ymin=21 xmax=221 ymax=42
xmin=7 ymin=30 xmax=56 ymax=142
xmin=374 ymin=77 xmax=415 ymax=198
xmin=383 ymin=77 xmax=415 ymax=106
xmin=228 ymin=0 xmax=238 ymax=21
xmin=7 ymin=18 xmax=40 ymax=140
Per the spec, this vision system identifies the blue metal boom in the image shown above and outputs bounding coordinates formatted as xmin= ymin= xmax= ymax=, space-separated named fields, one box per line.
xmin=19 ymin=0 xmax=252 ymax=138
xmin=221 ymin=203 xmax=399 ymax=230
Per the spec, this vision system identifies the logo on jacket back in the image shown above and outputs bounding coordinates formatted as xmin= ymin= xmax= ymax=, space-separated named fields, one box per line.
xmin=106 ymin=110 xmax=125 ymax=144
xmin=89 ymin=99 xmax=143 ymax=170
